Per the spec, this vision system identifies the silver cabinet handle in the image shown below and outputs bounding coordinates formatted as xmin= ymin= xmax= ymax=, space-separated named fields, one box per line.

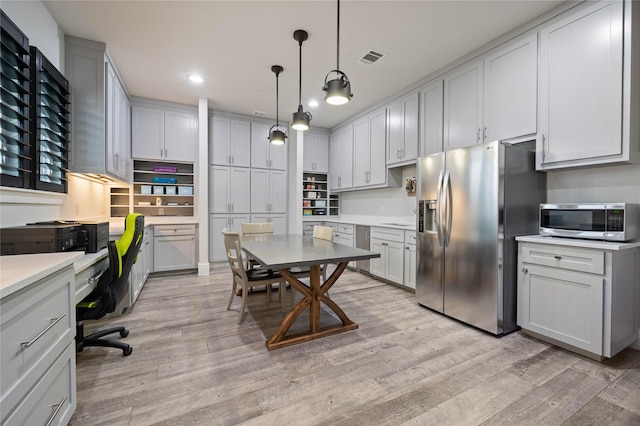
xmin=405 ymin=246 xmax=409 ymax=250
xmin=45 ymin=395 xmax=68 ymax=426
xmin=21 ymin=313 xmax=66 ymax=348
xmin=231 ymin=203 xmax=234 ymax=212
xmin=477 ymin=128 xmax=481 ymax=142
xmin=483 ymin=127 xmax=487 ymax=141
xmin=227 ymin=203 xmax=230 ymax=212
xmin=522 ymin=268 xmax=528 ymax=274
xmin=161 ymin=148 xmax=164 ymax=158
xmin=554 ymin=255 xmax=562 ymax=260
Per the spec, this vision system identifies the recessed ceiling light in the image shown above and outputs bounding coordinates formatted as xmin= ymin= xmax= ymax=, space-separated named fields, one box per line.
xmin=308 ymin=99 xmax=319 ymax=108
xmin=188 ymin=74 xmax=204 ymax=84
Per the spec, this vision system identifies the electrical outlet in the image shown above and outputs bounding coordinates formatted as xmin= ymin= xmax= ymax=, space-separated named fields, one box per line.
xmin=159 ymin=208 xmax=165 ymax=215
xmin=75 ymin=202 xmax=80 ymax=216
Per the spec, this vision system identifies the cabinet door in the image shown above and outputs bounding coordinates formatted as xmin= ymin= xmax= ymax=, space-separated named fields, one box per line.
xmin=269 ymin=170 xmax=287 ymax=213
xmin=421 ymin=80 xmax=444 ymax=156
xmin=230 ymin=120 xmax=251 ymax=167
xmin=369 ymin=107 xmax=387 ymax=186
xmin=402 ymin=90 xmax=419 ymax=161
xmin=370 ymin=239 xmax=386 ymax=278
xmin=211 ymin=116 xmax=230 ymax=165
xmin=105 ymin=63 xmax=118 ymax=174
xmin=210 ymin=214 xmax=244 ymax=262
xmin=329 ymin=132 xmax=341 ymax=191
xmin=339 ymin=126 xmax=353 ymax=189
xmin=303 ymin=134 xmax=315 ymax=172
xmin=165 ymin=110 xmax=196 ymax=162
xmin=519 ymin=264 xmax=603 ymax=355
xmin=250 ymin=122 xmax=270 ymax=169
xmin=484 ymin=33 xmax=537 ymax=142
xmin=387 ymin=99 xmax=403 ymax=164
xmin=269 ymin=136 xmax=287 ymax=170
xmin=132 ymin=105 xmax=164 ymax=160
xmin=120 ymin=89 xmax=131 ymax=181
xmin=229 ymin=167 xmax=251 ymax=213
xmin=444 ymin=60 xmax=483 ymax=151
xmin=539 ymin=1 xmax=623 ymax=167
xmin=209 ymin=166 xmax=230 ymax=213
xmin=386 ymin=241 xmax=404 ymax=284
xmin=251 ymin=214 xmax=287 ymax=235
xmin=154 ymin=235 xmax=196 ymax=272
xmin=250 ymin=168 xmax=269 ymax=213
xmin=404 ymin=244 xmax=416 ymax=289
xmin=312 ymin=133 xmax=329 ymax=173
xmin=353 ymin=116 xmax=370 ymax=187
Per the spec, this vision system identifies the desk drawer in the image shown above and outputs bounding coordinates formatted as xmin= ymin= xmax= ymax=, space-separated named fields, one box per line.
xmin=154 ymin=224 xmax=196 ymax=237
xmin=520 ymin=243 xmax=605 ymax=275
xmin=1 ymin=266 xmax=74 ymax=419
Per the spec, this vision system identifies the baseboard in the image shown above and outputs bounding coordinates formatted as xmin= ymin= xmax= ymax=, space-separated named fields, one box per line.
xmin=198 ymin=262 xmax=210 ymax=276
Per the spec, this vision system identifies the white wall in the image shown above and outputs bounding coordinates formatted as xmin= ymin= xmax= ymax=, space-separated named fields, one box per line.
xmin=547 ymin=164 xmax=640 ymax=204
xmin=340 ymin=165 xmax=417 ymax=219
xmin=0 ymin=1 xmax=108 ymax=228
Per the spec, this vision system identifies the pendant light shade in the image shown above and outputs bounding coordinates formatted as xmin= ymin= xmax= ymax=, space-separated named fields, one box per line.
xmin=322 ymin=0 xmax=353 ymax=105
xmin=292 ymin=30 xmax=312 ymax=131
xmin=268 ymin=65 xmax=287 ymax=145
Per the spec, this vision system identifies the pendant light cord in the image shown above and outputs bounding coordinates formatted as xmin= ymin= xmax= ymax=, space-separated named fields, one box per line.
xmin=275 ymin=72 xmax=279 ymax=128
xmin=336 ymin=0 xmax=340 ymax=71
xmin=298 ymin=39 xmax=303 ymax=106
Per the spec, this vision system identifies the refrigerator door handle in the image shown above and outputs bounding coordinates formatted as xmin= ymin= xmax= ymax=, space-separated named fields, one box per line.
xmin=444 ymin=170 xmax=453 ymax=247
xmin=436 ymin=169 xmax=445 ymax=247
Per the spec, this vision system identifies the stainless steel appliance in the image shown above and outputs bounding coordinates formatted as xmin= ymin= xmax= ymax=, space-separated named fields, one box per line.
xmin=539 ymin=203 xmax=638 ymax=241
xmin=355 ymin=225 xmax=370 ymax=273
xmin=416 ymin=140 xmax=546 ymax=335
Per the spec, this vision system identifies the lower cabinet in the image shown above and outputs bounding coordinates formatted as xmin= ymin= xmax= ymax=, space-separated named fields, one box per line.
xmin=370 ymin=227 xmax=404 ymax=285
xmin=517 ymin=238 xmax=639 ymax=359
xmin=153 ymin=224 xmax=197 ymax=272
xmin=327 ymin=223 xmax=356 ymax=267
xmin=210 ymin=214 xmax=250 ymax=262
xmin=1 ymin=265 xmax=76 ymax=426
xmin=250 ymin=214 xmax=287 ymax=235
xmin=130 ymin=227 xmax=152 ymax=303
xmin=403 ymin=231 xmax=417 ymax=289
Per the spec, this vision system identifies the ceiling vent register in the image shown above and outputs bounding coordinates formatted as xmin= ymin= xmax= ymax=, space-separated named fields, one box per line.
xmin=359 ymin=50 xmax=384 ymax=66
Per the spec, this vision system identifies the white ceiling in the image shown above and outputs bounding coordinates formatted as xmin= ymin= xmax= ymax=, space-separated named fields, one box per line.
xmin=43 ymin=0 xmax=566 ymax=130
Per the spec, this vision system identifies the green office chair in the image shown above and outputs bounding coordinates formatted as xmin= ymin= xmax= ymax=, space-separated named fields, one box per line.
xmin=76 ymin=213 xmax=144 ymax=356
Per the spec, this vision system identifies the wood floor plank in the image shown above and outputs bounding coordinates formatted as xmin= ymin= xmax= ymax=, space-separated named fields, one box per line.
xmin=69 ymin=268 xmax=640 ymax=426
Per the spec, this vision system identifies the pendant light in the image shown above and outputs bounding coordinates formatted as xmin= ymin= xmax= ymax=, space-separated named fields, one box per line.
xmin=322 ymin=0 xmax=353 ymax=105
xmin=268 ymin=65 xmax=287 ymax=145
xmin=291 ymin=30 xmax=312 ymax=131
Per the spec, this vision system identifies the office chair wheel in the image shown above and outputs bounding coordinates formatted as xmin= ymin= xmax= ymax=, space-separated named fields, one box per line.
xmin=123 ymin=346 xmax=133 ymax=356
xmin=120 ymin=329 xmax=129 ymax=338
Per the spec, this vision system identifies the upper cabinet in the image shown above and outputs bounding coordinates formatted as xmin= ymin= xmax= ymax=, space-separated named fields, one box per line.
xmin=210 ymin=115 xmax=251 ymax=167
xmin=354 ymin=107 xmax=388 ymax=188
xmin=250 ymin=122 xmax=287 ymax=170
xmin=303 ymin=131 xmax=329 ymax=173
xmin=420 ymin=79 xmax=444 ymax=156
xmin=387 ymin=89 xmax=419 ymax=166
xmin=65 ymin=36 xmax=130 ymax=183
xmin=131 ymin=101 xmax=197 ymax=163
xmin=443 ymin=60 xmax=484 ymax=151
xmin=537 ymin=0 xmax=639 ymax=169
xmin=329 ymin=124 xmax=353 ymax=191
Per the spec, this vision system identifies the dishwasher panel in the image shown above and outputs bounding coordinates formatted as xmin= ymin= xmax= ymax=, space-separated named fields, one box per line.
xmin=355 ymin=225 xmax=370 ymax=272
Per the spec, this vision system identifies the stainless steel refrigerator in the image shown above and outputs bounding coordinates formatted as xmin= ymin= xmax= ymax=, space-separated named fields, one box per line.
xmin=416 ymin=140 xmax=545 ymax=335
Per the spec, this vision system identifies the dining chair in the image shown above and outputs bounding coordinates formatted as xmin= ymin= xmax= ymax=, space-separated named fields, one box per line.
xmin=222 ymin=228 xmax=286 ymax=323
xmin=241 ymin=222 xmax=274 ymax=269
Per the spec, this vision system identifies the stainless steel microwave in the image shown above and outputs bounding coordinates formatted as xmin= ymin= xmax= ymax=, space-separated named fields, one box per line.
xmin=539 ymin=203 xmax=639 ymax=242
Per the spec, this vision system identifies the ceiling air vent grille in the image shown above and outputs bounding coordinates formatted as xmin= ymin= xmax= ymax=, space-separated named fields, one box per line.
xmin=359 ymin=50 xmax=384 ymax=66
xmin=253 ymin=110 xmax=266 ymax=117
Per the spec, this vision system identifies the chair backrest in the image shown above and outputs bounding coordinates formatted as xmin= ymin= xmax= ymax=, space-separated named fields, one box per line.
xmin=222 ymin=228 xmax=248 ymax=282
xmin=313 ymin=225 xmax=334 ymax=242
xmin=93 ymin=213 xmax=144 ymax=316
xmin=241 ymin=222 xmax=274 ymax=235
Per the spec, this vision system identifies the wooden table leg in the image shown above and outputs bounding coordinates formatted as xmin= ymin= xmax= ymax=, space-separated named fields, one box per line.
xmin=265 ymin=262 xmax=358 ymax=350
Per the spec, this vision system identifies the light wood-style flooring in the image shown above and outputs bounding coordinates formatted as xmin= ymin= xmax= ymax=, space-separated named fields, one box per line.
xmin=71 ymin=265 xmax=640 ymax=425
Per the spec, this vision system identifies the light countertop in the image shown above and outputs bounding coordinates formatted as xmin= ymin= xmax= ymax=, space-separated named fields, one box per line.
xmin=0 ymin=251 xmax=85 ymax=299
xmin=304 ymin=215 xmax=416 ymax=231
xmin=516 ymin=234 xmax=640 ymax=250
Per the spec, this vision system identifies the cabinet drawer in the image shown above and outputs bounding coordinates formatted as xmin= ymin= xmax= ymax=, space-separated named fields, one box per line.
xmin=3 ymin=344 xmax=76 ymax=426
xmin=334 ymin=234 xmax=354 ymax=247
xmin=338 ymin=224 xmax=354 ymax=234
xmin=404 ymin=230 xmax=416 ymax=245
xmin=153 ymin=224 xmax=196 ymax=236
xmin=371 ymin=227 xmax=404 ymax=243
xmin=1 ymin=266 xmax=74 ymax=419
xmin=520 ymin=243 xmax=604 ymax=275
xmin=325 ymin=222 xmax=338 ymax=231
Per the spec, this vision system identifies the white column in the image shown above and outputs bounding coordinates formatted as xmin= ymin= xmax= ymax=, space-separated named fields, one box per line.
xmin=197 ymin=97 xmax=210 ymax=276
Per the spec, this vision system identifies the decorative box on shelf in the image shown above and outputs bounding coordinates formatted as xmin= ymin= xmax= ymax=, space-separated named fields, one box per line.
xmin=153 ymin=177 xmax=177 ymax=184
xmin=165 ymin=186 xmax=177 ymax=195
xmin=141 ymin=185 xmax=152 ymax=194
xmin=154 ymin=166 xmax=177 ymax=173
xmin=178 ymin=186 xmax=193 ymax=195
xmin=153 ymin=186 xmax=164 ymax=194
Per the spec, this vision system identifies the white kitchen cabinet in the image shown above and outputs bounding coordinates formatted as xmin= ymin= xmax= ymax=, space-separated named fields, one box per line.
xmin=483 ymin=32 xmax=537 ymax=142
xmin=153 ymin=224 xmax=197 ymax=272
xmin=420 ymin=79 xmax=444 ymax=156
xmin=251 ymin=169 xmax=286 ymax=214
xmin=444 ymin=59 xmax=484 ymax=151
xmin=250 ymin=214 xmax=287 ymax=235
xmin=130 ymin=227 xmax=152 ymax=303
xmin=329 ymin=124 xmax=353 ymax=191
xmin=251 ymin=122 xmax=287 ymax=170
xmin=303 ymin=132 xmax=329 ymax=173
xmin=387 ymin=89 xmax=419 ymax=165
xmin=209 ymin=214 xmax=250 ymax=261
xmin=354 ymin=107 xmax=387 ymax=188
xmin=210 ymin=115 xmax=251 ymax=167
xmin=333 ymin=223 xmax=356 ymax=268
xmin=370 ymin=227 xmax=404 ymax=285
xmin=65 ymin=36 xmax=130 ymax=182
xmin=403 ymin=230 xmax=417 ymax=290
xmin=131 ymin=103 xmax=197 ymax=163
xmin=517 ymin=237 xmax=639 ymax=359
xmin=209 ymin=166 xmax=250 ymax=215
xmin=537 ymin=1 xmax=638 ymax=169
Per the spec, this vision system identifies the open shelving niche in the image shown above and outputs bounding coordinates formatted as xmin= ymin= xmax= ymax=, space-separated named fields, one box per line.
xmin=133 ymin=160 xmax=194 ymax=216
xmin=302 ymin=172 xmax=339 ymax=217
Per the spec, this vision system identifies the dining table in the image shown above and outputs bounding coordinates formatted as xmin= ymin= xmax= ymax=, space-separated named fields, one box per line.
xmin=241 ymin=233 xmax=380 ymax=350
